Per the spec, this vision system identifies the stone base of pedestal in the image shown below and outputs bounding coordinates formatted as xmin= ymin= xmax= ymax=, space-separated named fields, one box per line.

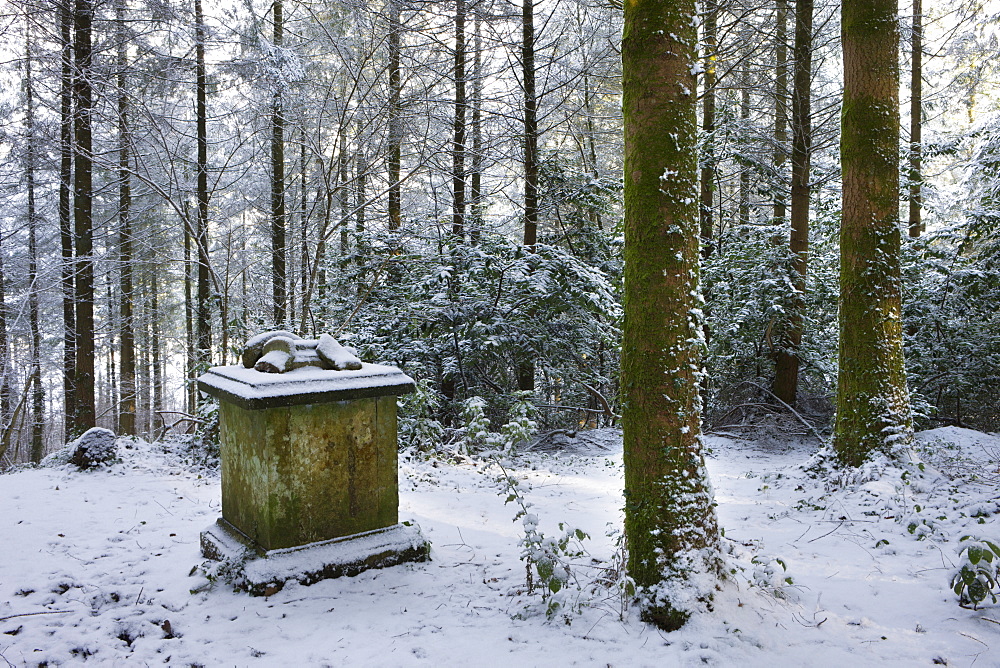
xmin=200 ymin=518 xmax=431 ymax=596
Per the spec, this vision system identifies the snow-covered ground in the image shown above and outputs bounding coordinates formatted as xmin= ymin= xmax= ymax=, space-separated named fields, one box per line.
xmin=1 ymin=427 xmax=998 ymax=667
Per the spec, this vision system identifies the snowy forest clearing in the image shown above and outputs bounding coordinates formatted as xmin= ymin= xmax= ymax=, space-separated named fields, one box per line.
xmin=1 ymin=428 xmax=998 ymax=667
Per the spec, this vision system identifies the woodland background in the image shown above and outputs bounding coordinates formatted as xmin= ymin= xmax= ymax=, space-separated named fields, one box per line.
xmin=1 ymin=0 xmax=998 ymax=467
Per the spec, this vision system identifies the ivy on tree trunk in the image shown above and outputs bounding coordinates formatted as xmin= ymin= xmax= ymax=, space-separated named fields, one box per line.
xmin=622 ymin=0 xmax=723 ymax=631
xmin=835 ymin=0 xmax=913 ymax=466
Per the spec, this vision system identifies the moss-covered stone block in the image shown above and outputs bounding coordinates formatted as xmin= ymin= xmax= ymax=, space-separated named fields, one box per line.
xmin=219 ymin=396 xmax=399 ymax=550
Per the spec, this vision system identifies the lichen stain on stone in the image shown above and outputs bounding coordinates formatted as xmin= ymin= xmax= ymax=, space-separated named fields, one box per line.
xmin=219 ymin=396 xmax=399 ymax=551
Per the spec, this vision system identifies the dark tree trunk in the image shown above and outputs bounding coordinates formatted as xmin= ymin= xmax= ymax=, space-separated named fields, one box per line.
xmin=739 ymin=58 xmax=751 ymax=229
xmin=908 ymin=0 xmax=923 ymax=237
xmin=773 ymin=0 xmax=788 ymax=227
xmin=271 ymin=0 xmax=287 ymax=326
xmin=117 ymin=0 xmax=136 ymax=436
xmin=519 ymin=0 xmax=537 ymax=393
xmin=772 ymin=0 xmax=813 ymax=406
xmin=699 ymin=0 xmax=717 ymax=257
xmin=452 ymin=0 xmax=467 ymax=239
xmin=195 ymin=0 xmax=212 ymax=367
xmin=388 ymin=0 xmax=402 ymax=231
xmin=59 ymin=1 xmax=76 ymax=437
xmin=26 ymin=27 xmax=44 ymax=459
xmin=469 ymin=7 xmax=483 ymax=244
xmin=184 ymin=204 xmax=196 ymax=415
xmin=73 ymin=0 xmax=97 ymax=432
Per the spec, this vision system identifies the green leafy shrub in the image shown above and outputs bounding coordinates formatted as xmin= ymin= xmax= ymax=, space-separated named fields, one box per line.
xmin=951 ymin=536 xmax=1000 ymax=609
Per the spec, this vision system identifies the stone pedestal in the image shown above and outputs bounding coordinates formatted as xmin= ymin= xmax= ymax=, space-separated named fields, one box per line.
xmin=197 ymin=363 xmax=429 ymax=594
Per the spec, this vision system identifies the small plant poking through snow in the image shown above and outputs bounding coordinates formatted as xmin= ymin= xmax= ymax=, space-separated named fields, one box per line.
xmin=951 ymin=536 xmax=1000 ymax=609
xmin=749 ymin=555 xmax=796 ymax=599
xmin=461 ymin=397 xmax=492 ymax=454
xmin=494 ymin=459 xmax=589 ymax=620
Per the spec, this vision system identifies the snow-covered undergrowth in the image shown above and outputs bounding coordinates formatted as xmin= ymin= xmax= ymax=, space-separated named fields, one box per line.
xmin=1 ymin=427 xmax=998 ymax=666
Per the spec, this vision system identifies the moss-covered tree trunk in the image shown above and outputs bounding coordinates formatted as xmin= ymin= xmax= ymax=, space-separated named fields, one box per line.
xmin=622 ymin=0 xmax=723 ymax=631
xmin=835 ymin=0 xmax=913 ymax=466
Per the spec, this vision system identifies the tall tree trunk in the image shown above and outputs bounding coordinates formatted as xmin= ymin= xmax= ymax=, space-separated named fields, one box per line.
xmin=339 ymin=133 xmax=349 ymax=259
xmin=59 ymin=1 xmax=77 ymax=437
xmin=195 ymin=0 xmax=212 ymax=367
xmin=908 ymin=0 xmax=922 ymax=237
xmin=0 ymin=235 xmax=8 ymax=431
xmin=772 ymin=0 xmax=813 ymax=406
xmin=738 ymin=57 xmax=751 ymax=229
xmin=73 ymin=0 xmax=97 ymax=432
xmin=184 ymin=204 xmax=196 ymax=415
xmin=388 ymin=0 xmax=402 ymax=231
xmin=835 ymin=0 xmax=913 ymax=466
xmin=27 ymin=22 xmax=44 ymax=461
xmin=699 ymin=0 xmax=717 ymax=257
xmin=518 ymin=0 xmax=537 ymax=393
xmin=151 ymin=271 xmax=162 ymax=427
xmin=622 ymin=0 xmax=722 ymax=631
xmin=356 ymin=150 xmax=367 ymax=251
xmin=773 ymin=0 xmax=788 ymax=227
xmin=117 ymin=0 xmax=136 ymax=436
xmin=452 ymin=0 xmax=467 ymax=239
xmin=271 ymin=0 xmax=287 ymax=326
xmin=299 ymin=128 xmax=308 ymax=324
xmin=469 ymin=7 xmax=483 ymax=244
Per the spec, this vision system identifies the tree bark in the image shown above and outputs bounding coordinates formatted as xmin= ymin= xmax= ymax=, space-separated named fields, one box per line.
xmin=73 ymin=0 xmax=97 ymax=432
xmin=195 ymin=0 xmax=212 ymax=367
xmin=452 ymin=0 xmax=467 ymax=239
xmin=271 ymin=0 xmax=287 ymax=326
xmin=469 ymin=7 xmax=483 ymax=244
xmin=908 ymin=0 xmax=922 ymax=238
xmin=117 ymin=0 xmax=136 ymax=436
xmin=772 ymin=0 xmax=812 ymax=406
xmin=622 ymin=0 xmax=722 ymax=631
xmin=519 ymin=0 xmax=537 ymax=393
xmin=59 ymin=1 xmax=77 ymax=437
xmin=835 ymin=0 xmax=913 ymax=466
xmin=388 ymin=0 xmax=402 ymax=231
xmin=26 ymin=22 xmax=45 ymax=460
xmin=773 ymin=0 xmax=788 ymax=227
xmin=699 ymin=0 xmax=717 ymax=257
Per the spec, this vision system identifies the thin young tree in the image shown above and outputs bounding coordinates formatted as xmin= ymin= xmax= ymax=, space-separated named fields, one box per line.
xmin=272 ymin=0 xmax=288 ymax=326
xmin=908 ymin=0 xmax=922 ymax=238
xmin=117 ymin=0 xmax=137 ymax=436
xmin=195 ymin=0 xmax=212 ymax=367
xmin=835 ymin=0 xmax=913 ymax=466
xmin=772 ymin=0 xmax=813 ymax=406
xmin=622 ymin=0 xmax=723 ymax=631
xmin=25 ymin=16 xmax=44 ymax=461
xmin=699 ymin=0 xmax=717 ymax=256
xmin=518 ymin=0 xmax=537 ymax=393
xmin=452 ymin=0 xmax=467 ymax=239
xmin=59 ymin=0 xmax=77 ymax=437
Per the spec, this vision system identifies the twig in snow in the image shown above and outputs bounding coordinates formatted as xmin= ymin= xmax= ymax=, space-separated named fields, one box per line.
xmin=0 ymin=610 xmax=71 ymax=622
xmin=807 ymin=520 xmax=845 ymax=543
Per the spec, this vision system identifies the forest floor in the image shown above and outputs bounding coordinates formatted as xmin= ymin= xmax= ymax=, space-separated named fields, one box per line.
xmin=1 ymin=426 xmax=999 ymax=667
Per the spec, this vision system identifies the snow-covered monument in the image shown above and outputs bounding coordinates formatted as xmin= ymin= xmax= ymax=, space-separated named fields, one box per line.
xmin=197 ymin=331 xmax=429 ymax=595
